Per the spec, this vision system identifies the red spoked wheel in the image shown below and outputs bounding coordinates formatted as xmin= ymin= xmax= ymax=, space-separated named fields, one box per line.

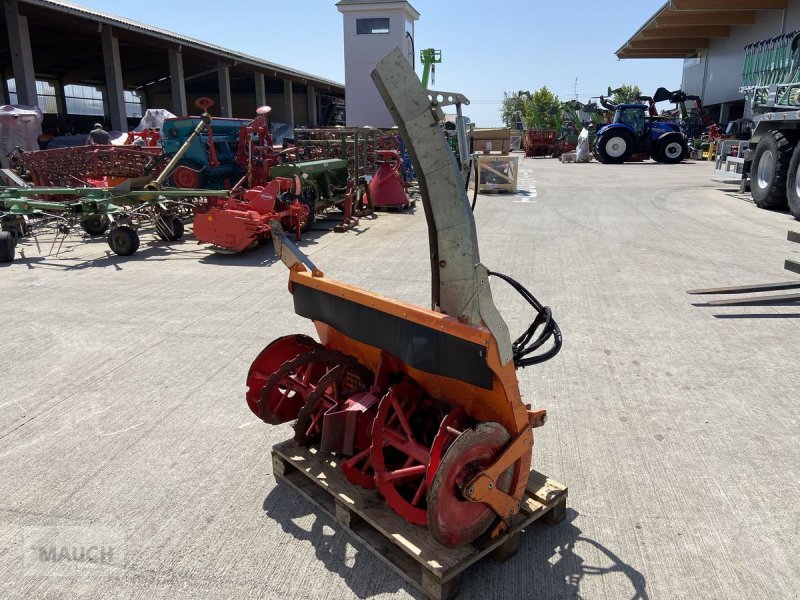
xmin=293 ymin=360 xmax=373 ymax=447
xmin=245 ymin=334 xmax=319 ymax=420
xmin=426 ymin=422 xmax=514 ymax=548
xmin=341 ymin=440 xmax=376 ymax=490
xmin=258 ymin=348 xmax=363 ymax=425
xmin=426 ymin=407 xmax=467 ymax=490
xmin=293 ymin=367 xmax=342 ymax=446
xmin=370 ymin=380 xmax=445 ymax=526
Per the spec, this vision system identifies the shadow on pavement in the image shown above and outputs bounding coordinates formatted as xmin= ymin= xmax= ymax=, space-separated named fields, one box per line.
xmin=506 ymin=509 xmax=649 ymax=600
xmin=263 ymin=486 xmax=648 ymax=600
xmin=9 ymin=238 xmax=210 ymax=271
xmin=263 ymin=485 xmax=411 ymax=598
xmin=5 ymin=208 xmax=395 ymax=270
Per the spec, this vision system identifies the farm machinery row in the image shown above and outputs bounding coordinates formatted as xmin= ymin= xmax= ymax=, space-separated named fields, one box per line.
xmin=0 ymin=113 xmax=218 ymax=262
xmin=244 ymin=50 xmax=562 ymax=551
xmin=1 ymin=103 xmax=413 ymax=263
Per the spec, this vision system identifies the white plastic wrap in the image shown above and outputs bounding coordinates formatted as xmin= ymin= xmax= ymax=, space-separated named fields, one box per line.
xmin=575 ymin=128 xmax=591 ymax=163
xmin=0 ymin=104 xmax=43 ymax=157
xmin=133 ymin=109 xmax=176 ymax=132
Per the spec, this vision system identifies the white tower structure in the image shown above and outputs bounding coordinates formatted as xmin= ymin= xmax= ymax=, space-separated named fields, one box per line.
xmin=336 ymin=0 xmax=419 ymax=127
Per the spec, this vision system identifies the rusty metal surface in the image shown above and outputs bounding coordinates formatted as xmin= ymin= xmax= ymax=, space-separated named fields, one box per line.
xmin=19 ymin=145 xmax=164 ymax=186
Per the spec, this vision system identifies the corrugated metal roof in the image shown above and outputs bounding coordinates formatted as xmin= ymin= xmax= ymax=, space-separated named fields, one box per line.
xmin=19 ymin=0 xmax=344 ymax=91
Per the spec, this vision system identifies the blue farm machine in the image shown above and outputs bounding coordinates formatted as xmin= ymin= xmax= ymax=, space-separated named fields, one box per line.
xmin=160 ymin=105 xmax=278 ymax=190
xmin=593 ymin=98 xmax=688 ymax=164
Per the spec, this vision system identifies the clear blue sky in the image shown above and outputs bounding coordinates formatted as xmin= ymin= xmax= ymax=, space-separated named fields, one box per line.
xmin=76 ymin=0 xmax=683 ymax=126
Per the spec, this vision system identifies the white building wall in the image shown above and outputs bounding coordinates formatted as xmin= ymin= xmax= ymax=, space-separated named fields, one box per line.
xmin=682 ymin=3 xmax=800 ymax=108
xmin=681 ymin=58 xmax=704 ymax=98
xmin=338 ymin=2 xmax=417 ymax=128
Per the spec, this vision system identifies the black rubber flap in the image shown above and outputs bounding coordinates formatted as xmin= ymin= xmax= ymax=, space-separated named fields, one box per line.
xmin=293 ymin=283 xmax=494 ymax=390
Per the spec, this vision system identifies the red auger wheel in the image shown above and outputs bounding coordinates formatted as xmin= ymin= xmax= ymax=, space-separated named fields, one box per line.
xmin=293 ymin=366 xmax=343 ymax=447
xmin=293 ymin=358 xmax=373 ymax=448
xmin=295 ymin=378 xmax=377 ymax=490
xmin=370 ymin=379 xmax=446 ymax=526
xmin=258 ymin=348 xmax=369 ymax=425
xmin=245 ymin=334 xmax=319 ymax=421
xmin=426 ymin=406 xmax=467 ymax=490
xmin=426 ymin=422 xmax=514 ymax=548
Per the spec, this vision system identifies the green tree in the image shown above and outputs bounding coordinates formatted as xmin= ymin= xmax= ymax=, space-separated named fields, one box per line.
xmin=610 ymin=84 xmax=642 ymax=105
xmin=524 ymin=86 xmax=562 ymax=130
xmin=501 ymin=90 xmax=529 ymax=128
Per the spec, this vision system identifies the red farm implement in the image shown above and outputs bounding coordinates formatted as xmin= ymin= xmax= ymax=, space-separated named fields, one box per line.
xmin=191 ymin=177 xmax=310 ymax=253
xmin=369 ymin=150 xmax=412 ymax=209
xmin=19 ymin=145 xmax=164 ymax=187
xmin=523 ymin=130 xmax=557 ymax=158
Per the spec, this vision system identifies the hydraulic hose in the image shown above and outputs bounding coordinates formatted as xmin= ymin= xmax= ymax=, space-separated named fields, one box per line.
xmin=487 ymin=270 xmax=562 ymax=368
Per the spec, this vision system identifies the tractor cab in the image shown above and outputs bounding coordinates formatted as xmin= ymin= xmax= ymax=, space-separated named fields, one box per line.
xmin=614 ymin=104 xmax=647 ymax=136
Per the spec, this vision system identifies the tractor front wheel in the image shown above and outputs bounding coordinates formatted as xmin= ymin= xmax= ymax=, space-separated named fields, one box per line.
xmin=596 ymin=132 xmax=633 ymax=164
xmin=751 ymin=131 xmax=794 ymax=210
xmin=658 ymin=134 xmax=687 ymax=164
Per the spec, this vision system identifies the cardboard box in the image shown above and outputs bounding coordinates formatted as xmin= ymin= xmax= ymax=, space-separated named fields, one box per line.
xmin=470 ymin=128 xmax=511 ymax=154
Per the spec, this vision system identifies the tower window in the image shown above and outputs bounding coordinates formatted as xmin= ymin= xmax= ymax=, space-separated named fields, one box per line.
xmin=356 ymin=18 xmax=390 ymax=34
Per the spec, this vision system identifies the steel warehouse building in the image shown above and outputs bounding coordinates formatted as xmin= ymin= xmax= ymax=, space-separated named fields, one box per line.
xmin=617 ymin=0 xmax=800 ymax=125
xmin=0 ymin=0 xmax=345 ymax=134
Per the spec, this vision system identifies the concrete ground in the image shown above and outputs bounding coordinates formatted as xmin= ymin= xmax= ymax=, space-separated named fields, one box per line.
xmin=1 ymin=157 xmax=799 ymax=600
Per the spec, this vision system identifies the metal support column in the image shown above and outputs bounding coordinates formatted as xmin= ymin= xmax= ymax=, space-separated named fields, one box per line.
xmin=306 ymin=84 xmax=317 ymax=127
xmin=101 ymin=24 xmax=126 ymax=131
xmin=168 ymin=48 xmax=188 ymax=116
xmin=218 ymin=65 xmax=232 ymax=117
xmin=4 ymin=0 xmax=37 ymax=107
xmin=55 ymin=79 xmax=67 ymax=117
xmin=283 ymin=79 xmax=294 ymax=130
xmin=719 ymin=103 xmax=730 ymax=125
xmin=254 ymin=72 xmax=266 ymax=109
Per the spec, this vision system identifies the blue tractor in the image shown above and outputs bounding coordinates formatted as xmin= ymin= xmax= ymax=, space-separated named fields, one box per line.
xmin=593 ymin=102 xmax=688 ymax=164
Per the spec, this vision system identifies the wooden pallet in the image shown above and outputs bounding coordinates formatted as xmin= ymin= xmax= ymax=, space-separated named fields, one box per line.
xmin=271 ymin=439 xmax=567 ymax=600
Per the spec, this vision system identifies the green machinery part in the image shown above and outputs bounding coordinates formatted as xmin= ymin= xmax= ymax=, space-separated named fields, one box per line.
xmin=419 ymin=48 xmax=442 ymax=88
xmin=741 ymin=31 xmax=800 ymax=91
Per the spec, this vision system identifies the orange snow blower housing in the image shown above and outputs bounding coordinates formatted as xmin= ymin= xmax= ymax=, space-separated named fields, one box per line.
xmin=245 ymin=50 xmax=561 ymax=548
